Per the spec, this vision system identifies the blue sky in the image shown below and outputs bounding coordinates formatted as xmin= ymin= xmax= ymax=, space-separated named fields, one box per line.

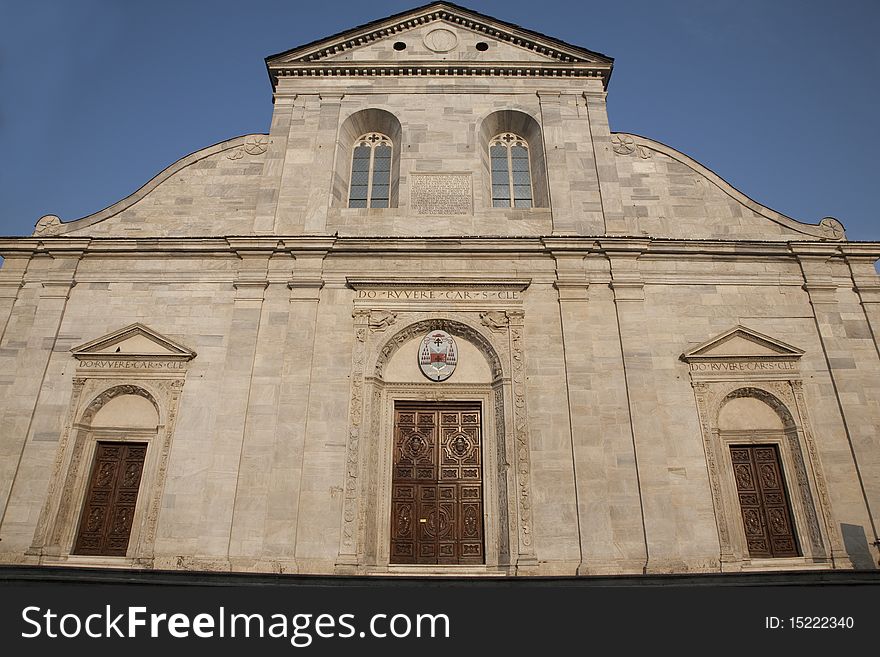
xmin=1 ymin=0 xmax=878 ymax=240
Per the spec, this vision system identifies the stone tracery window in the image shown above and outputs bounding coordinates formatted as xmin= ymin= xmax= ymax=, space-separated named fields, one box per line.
xmin=348 ymin=132 xmax=393 ymax=208
xmin=489 ymin=133 xmax=533 ymax=208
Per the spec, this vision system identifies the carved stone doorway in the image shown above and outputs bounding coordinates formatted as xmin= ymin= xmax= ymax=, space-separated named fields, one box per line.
xmin=390 ymin=402 xmax=484 ymax=564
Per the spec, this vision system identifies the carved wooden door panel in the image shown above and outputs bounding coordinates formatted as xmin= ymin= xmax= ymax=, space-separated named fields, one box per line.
xmin=73 ymin=442 xmax=147 ymax=556
xmin=391 ymin=404 xmax=484 ymax=564
xmin=730 ymin=444 xmax=799 ymax=558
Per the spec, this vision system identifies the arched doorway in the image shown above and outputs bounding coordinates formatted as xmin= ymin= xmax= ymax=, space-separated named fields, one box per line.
xmin=708 ymin=386 xmax=835 ymax=567
xmin=719 ymin=393 xmax=800 ymax=558
xmin=361 ymin=318 xmax=513 ymax=572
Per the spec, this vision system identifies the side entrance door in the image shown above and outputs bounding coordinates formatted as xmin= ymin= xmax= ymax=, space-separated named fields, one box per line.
xmin=73 ymin=441 xmax=147 ymax=556
xmin=390 ymin=403 xmax=484 ymax=564
xmin=730 ymin=444 xmax=799 ymax=558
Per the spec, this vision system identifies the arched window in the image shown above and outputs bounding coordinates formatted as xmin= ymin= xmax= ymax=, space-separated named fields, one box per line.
xmin=489 ymin=133 xmax=533 ymax=208
xmin=348 ymin=133 xmax=393 ymax=208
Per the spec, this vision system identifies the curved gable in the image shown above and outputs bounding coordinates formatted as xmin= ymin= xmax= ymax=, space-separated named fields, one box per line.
xmin=34 ymin=134 xmax=270 ymax=238
xmin=612 ymin=133 xmax=845 ymax=241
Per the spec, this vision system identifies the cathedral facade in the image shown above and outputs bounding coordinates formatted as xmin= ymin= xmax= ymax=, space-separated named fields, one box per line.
xmin=1 ymin=3 xmax=878 ymax=576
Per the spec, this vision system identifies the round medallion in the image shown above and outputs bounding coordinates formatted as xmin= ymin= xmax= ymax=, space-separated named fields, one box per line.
xmin=449 ymin=432 xmax=471 ymax=457
xmin=418 ymin=330 xmax=458 ymax=381
xmin=406 ymin=433 xmax=428 ymax=458
xmin=423 ymin=28 xmax=458 ymax=53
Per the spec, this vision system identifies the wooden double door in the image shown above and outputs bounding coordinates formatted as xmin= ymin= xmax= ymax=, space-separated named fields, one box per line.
xmin=73 ymin=441 xmax=147 ymax=556
xmin=390 ymin=403 xmax=484 ymax=564
xmin=730 ymin=444 xmax=799 ymax=558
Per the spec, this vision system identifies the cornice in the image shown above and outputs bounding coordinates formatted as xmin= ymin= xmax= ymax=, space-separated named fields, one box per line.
xmin=2 ymin=236 xmax=878 ymax=258
xmin=270 ymin=63 xmax=609 ymax=83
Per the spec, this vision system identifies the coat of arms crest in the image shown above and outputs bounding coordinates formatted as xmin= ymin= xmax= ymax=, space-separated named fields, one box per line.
xmin=418 ymin=330 xmax=458 ymax=381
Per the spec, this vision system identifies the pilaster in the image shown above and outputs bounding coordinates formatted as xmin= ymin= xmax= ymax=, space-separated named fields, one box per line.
xmin=228 ymin=245 xmax=327 ymax=573
xmin=252 ymin=95 xmax=295 ymax=234
xmin=584 ymin=92 xmax=628 ymax=235
xmin=0 ymin=252 xmax=29 ymax=340
xmin=304 ymin=94 xmax=344 ymax=234
xmin=606 ymin=240 xmax=719 ymax=573
xmin=336 ymin=308 xmax=371 ymax=572
xmin=795 ymin=246 xmax=880 ymax=561
xmin=209 ymin=243 xmax=272 ymax=559
xmin=538 ymin=90 xmax=603 ymax=235
xmin=0 ymin=250 xmax=80 ymax=529
xmin=552 ymin=246 xmax=647 ymax=574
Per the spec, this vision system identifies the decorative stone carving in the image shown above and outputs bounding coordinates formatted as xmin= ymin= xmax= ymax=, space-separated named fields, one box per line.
xmin=819 ymin=216 xmax=845 ymax=241
xmin=243 ymin=136 xmax=270 ymax=155
xmin=480 ymin=311 xmax=509 ymax=332
xmin=611 ymin=134 xmax=635 ymax=155
xmin=368 ymin=310 xmax=397 ymax=332
xmin=684 ymin=327 xmax=842 ymax=568
xmin=28 ymin=377 xmax=88 ymax=554
xmin=340 ymin=310 xmax=370 ymax=555
xmin=507 ymin=310 xmax=535 ymax=559
xmin=226 ymin=137 xmax=270 ymax=160
xmin=375 ymin=318 xmax=503 ymax=381
xmin=33 ymin=214 xmax=62 ymax=237
xmin=80 ymin=385 xmax=159 ymax=426
xmin=30 ymin=324 xmax=194 ymax=563
xmin=423 ymin=28 xmax=458 ymax=53
xmin=789 ymin=380 xmax=849 ymax=565
xmin=46 ymin=381 xmax=170 ymax=555
xmin=611 ymin=134 xmax=653 ymax=159
xmin=691 ymin=382 xmax=731 ymax=553
xmin=494 ymin=384 xmax=510 ymax=560
xmin=340 ymin=311 xmax=523 ymax=570
xmin=417 ymin=329 xmax=458 ymax=382
xmin=144 ymin=378 xmax=184 ymax=555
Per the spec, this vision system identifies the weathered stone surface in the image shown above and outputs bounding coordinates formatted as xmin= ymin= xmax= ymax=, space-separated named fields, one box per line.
xmin=0 ymin=3 xmax=876 ymax=576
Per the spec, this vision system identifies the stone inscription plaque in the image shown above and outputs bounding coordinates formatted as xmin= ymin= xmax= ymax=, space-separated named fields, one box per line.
xmin=356 ymin=289 xmax=519 ymax=301
xmin=688 ymin=361 xmax=797 ymax=373
xmin=77 ymin=359 xmax=186 ymax=370
xmin=410 ymin=174 xmax=472 ymax=215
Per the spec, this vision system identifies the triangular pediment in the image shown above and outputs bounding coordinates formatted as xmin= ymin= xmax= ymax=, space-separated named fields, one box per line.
xmin=266 ymin=3 xmax=613 ymax=87
xmin=682 ymin=326 xmax=804 ymax=361
xmin=72 ymin=323 xmax=196 ymax=361
xmin=318 ymin=21 xmax=561 ymax=64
